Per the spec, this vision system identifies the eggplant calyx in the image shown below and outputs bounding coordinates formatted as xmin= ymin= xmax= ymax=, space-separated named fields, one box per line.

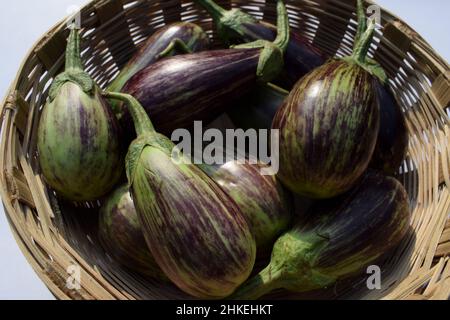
xmin=104 ymin=92 xmax=175 ymax=186
xmin=125 ymin=134 xmax=174 ymax=186
xmin=49 ymin=25 xmax=95 ymax=101
xmin=232 ymin=0 xmax=290 ymax=83
xmin=342 ymin=18 xmax=388 ymax=84
xmin=194 ymin=0 xmax=256 ymax=43
xmin=48 ymin=71 xmax=94 ymax=101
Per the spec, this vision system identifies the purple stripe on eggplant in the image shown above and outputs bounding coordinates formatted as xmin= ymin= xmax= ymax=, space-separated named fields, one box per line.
xmin=98 ymin=185 xmax=167 ymax=280
xmin=232 ymin=170 xmax=411 ymax=299
xmin=273 ymin=59 xmax=380 ymax=199
xmin=121 ymin=48 xmax=260 ymax=135
xmin=108 ymin=22 xmax=210 ymax=108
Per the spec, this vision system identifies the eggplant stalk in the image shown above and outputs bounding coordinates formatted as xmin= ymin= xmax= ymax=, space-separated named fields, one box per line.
xmin=233 ymin=0 xmax=290 ymax=83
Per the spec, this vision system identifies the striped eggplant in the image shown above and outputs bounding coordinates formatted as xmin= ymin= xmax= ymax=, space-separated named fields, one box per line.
xmin=37 ymin=26 xmax=122 ymax=201
xmin=272 ymin=16 xmax=384 ymax=199
xmin=105 ymin=92 xmax=256 ymax=299
xmin=371 ymin=75 xmax=409 ymax=175
xmin=98 ymin=185 xmax=167 ymax=280
xmin=232 ymin=171 xmax=411 ymax=299
xmin=199 ymin=161 xmax=293 ymax=253
xmin=228 ymin=83 xmax=288 ymax=130
xmin=120 ymin=0 xmax=289 ymax=135
xmin=107 ymin=22 xmax=210 ymax=114
xmin=194 ymin=0 xmax=326 ymax=88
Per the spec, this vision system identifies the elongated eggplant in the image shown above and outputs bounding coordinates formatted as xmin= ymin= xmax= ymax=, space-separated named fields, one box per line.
xmin=98 ymin=185 xmax=167 ymax=280
xmin=272 ymin=16 xmax=384 ymax=199
xmin=120 ymin=0 xmax=290 ymax=135
xmin=105 ymin=92 xmax=256 ymax=299
xmin=199 ymin=161 xmax=293 ymax=253
xmin=194 ymin=0 xmax=326 ymax=88
xmin=37 ymin=26 xmax=122 ymax=201
xmin=228 ymin=83 xmax=288 ymax=130
xmin=232 ymin=171 xmax=411 ymax=299
xmin=108 ymin=22 xmax=210 ymax=113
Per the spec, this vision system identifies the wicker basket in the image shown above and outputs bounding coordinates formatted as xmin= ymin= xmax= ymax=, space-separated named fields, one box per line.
xmin=0 ymin=0 xmax=449 ymax=300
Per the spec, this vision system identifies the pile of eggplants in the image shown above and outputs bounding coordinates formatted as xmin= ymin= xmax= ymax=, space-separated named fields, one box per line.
xmin=36 ymin=0 xmax=412 ymax=300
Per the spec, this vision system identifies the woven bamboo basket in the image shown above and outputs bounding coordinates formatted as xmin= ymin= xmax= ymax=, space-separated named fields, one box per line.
xmin=0 ymin=0 xmax=449 ymax=300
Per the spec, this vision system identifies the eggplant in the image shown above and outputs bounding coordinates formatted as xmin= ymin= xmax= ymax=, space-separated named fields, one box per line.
xmin=108 ymin=22 xmax=210 ymax=114
xmin=37 ymin=26 xmax=122 ymax=201
xmin=371 ymin=76 xmax=409 ymax=175
xmin=228 ymin=83 xmax=288 ymax=130
xmin=98 ymin=185 xmax=167 ymax=280
xmin=199 ymin=161 xmax=293 ymax=253
xmin=272 ymin=15 xmax=384 ymax=199
xmin=120 ymin=0 xmax=290 ymax=135
xmin=194 ymin=0 xmax=326 ymax=88
xmin=105 ymin=92 xmax=256 ymax=299
xmin=232 ymin=171 xmax=411 ymax=299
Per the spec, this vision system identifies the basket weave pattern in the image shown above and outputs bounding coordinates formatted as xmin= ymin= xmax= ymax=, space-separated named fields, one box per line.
xmin=0 ymin=0 xmax=449 ymax=300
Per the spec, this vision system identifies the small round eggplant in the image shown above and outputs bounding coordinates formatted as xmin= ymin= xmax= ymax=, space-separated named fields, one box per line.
xmin=107 ymin=22 xmax=210 ymax=113
xmin=371 ymin=84 xmax=409 ymax=175
xmin=232 ymin=171 xmax=411 ymax=299
xmin=194 ymin=0 xmax=327 ymax=88
xmin=105 ymin=92 xmax=256 ymax=299
xmin=98 ymin=185 xmax=167 ymax=280
xmin=38 ymin=26 xmax=122 ymax=201
xmin=120 ymin=1 xmax=290 ymax=135
xmin=199 ymin=161 xmax=293 ymax=253
xmin=272 ymin=18 xmax=383 ymax=199
xmin=228 ymin=83 xmax=288 ymax=130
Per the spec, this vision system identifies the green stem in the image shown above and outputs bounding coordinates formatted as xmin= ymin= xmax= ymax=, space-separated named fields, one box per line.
xmin=104 ymin=92 xmax=156 ymax=136
xmin=157 ymin=38 xmax=193 ymax=59
xmin=273 ymin=0 xmax=290 ymax=53
xmin=354 ymin=0 xmax=367 ymax=46
xmin=265 ymin=83 xmax=289 ymax=95
xmin=194 ymin=0 xmax=227 ymax=22
xmin=230 ymin=266 xmax=282 ymax=300
xmin=352 ymin=17 xmax=375 ymax=64
xmin=194 ymin=0 xmax=227 ymax=21
xmin=66 ymin=24 xmax=83 ymax=72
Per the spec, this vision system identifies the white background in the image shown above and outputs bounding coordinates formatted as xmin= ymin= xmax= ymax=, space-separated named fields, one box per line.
xmin=0 ymin=0 xmax=449 ymax=300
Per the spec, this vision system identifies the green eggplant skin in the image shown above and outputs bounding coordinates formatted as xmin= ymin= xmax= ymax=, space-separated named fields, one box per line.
xmin=228 ymin=84 xmax=288 ymax=130
xmin=38 ymin=84 xmax=122 ymax=202
xmin=200 ymin=161 xmax=293 ymax=252
xmin=232 ymin=171 xmax=411 ymax=299
xmin=98 ymin=185 xmax=167 ymax=280
xmin=132 ymin=143 xmax=256 ymax=299
xmin=107 ymin=92 xmax=256 ymax=299
xmin=272 ymin=59 xmax=380 ymax=199
xmin=108 ymin=22 xmax=210 ymax=98
xmin=38 ymin=27 xmax=122 ymax=202
xmin=370 ymin=85 xmax=409 ymax=175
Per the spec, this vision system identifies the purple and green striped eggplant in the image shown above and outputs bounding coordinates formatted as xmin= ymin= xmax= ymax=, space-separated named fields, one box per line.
xmin=272 ymin=15 xmax=384 ymax=199
xmin=37 ymin=26 xmax=122 ymax=202
xmin=98 ymin=185 xmax=167 ymax=280
xmin=105 ymin=92 xmax=256 ymax=299
xmin=120 ymin=0 xmax=290 ymax=135
xmin=228 ymin=83 xmax=288 ymax=130
xmin=194 ymin=0 xmax=326 ymax=88
xmin=232 ymin=171 xmax=411 ymax=299
xmin=199 ymin=161 xmax=293 ymax=253
xmin=107 ymin=22 xmax=210 ymax=114
xmin=371 ymin=83 xmax=409 ymax=175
